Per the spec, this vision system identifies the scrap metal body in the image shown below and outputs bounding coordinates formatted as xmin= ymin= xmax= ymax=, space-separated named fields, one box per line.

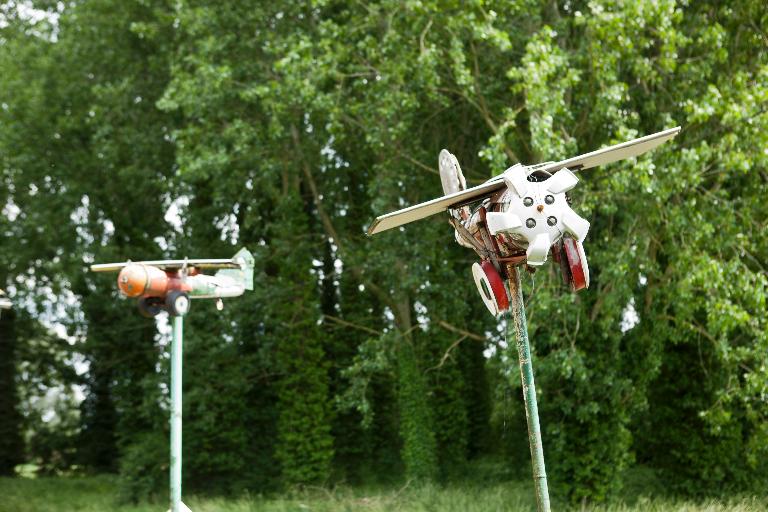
xmin=449 ymin=164 xmax=588 ymax=268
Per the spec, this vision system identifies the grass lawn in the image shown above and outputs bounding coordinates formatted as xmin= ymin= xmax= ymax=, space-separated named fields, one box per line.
xmin=0 ymin=475 xmax=765 ymax=512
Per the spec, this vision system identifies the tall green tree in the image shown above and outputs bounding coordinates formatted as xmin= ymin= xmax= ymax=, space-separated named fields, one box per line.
xmin=2 ymin=0 xmax=767 ymax=503
xmin=0 ymin=0 xmax=75 ymax=477
xmin=0 ymin=308 xmax=23 ymax=475
xmin=158 ymin=1 xmax=337 ymax=487
xmin=1 ymin=0 xmax=177 ymax=485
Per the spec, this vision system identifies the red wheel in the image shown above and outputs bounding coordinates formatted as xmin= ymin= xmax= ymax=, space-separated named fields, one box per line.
xmin=562 ymin=238 xmax=590 ymax=291
xmin=472 ymin=261 xmax=510 ymax=317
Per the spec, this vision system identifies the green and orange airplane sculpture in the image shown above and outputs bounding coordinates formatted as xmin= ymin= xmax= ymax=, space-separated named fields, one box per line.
xmin=91 ymin=247 xmax=254 ymax=316
xmin=90 ymin=247 xmax=253 ymax=512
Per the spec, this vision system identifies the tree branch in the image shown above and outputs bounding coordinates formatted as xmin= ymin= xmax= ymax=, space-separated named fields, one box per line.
xmin=324 ymin=314 xmax=381 ymax=337
xmin=290 ymin=124 xmax=400 ymax=317
xmin=436 ymin=319 xmax=487 ymax=342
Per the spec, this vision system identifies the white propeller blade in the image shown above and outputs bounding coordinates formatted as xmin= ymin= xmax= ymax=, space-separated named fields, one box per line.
xmin=562 ymin=209 xmax=590 ymax=242
xmin=501 ymin=164 xmax=529 ymax=198
xmin=486 ymin=211 xmax=523 ymax=235
xmin=544 ymin=168 xmax=579 ymax=194
xmin=527 ymin=233 xmax=551 ymax=266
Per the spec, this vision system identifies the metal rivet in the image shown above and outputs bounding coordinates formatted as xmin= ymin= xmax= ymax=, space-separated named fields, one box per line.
xmin=547 ymin=216 xmax=557 ymax=226
xmin=526 ymin=218 xmax=536 ymax=228
xmin=545 ymin=195 xmax=555 ymax=205
xmin=523 ymin=197 xmax=534 ymax=207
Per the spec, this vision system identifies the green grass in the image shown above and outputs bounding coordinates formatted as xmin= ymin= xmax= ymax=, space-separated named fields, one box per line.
xmin=0 ymin=475 xmax=765 ymax=512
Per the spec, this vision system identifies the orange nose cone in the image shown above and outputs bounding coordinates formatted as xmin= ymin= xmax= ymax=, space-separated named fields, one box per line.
xmin=117 ymin=264 xmax=148 ymax=298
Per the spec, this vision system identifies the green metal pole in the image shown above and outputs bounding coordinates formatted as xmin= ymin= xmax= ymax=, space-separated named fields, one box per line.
xmin=507 ymin=266 xmax=551 ymax=512
xmin=170 ymin=315 xmax=183 ymax=512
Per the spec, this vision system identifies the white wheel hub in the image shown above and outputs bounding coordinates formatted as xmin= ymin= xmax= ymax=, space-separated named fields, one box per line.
xmin=174 ymin=294 xmax=190 ymax=315
xmin=486 ymin=166 xmax=590 ymax=266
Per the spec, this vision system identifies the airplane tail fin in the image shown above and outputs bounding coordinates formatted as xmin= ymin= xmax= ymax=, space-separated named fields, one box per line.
xmin=215 ymin=247 xmax=254 ymax=291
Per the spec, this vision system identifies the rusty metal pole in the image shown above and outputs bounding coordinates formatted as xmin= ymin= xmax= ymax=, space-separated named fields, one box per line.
xmin=507 ymin=266 xmax=551 ymax=512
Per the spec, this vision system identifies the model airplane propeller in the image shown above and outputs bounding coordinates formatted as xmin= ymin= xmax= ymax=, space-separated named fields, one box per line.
xmin=91 ymin=247 xmax=254 ymax=317
xmin=368 ymin=127 xmax=681 ymax=316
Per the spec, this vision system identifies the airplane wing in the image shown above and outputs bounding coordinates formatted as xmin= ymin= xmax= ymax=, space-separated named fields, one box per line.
xmin=541 ymin=126 xmax=681 ymax=173
xmin=367 ymin=127 xmax=681 ymax=236
xmin=367 ymin=180 xmax=506 ymax=235
xmin=91 ymin=258 xmax=242 ymax=272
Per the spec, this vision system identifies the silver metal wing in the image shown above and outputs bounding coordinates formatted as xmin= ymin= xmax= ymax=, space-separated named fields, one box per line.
xmin=367 ymin=180 xmax=505 ymax=235
xmin=367 ymin=127 xmax=681 ymax=235
xmin=540 ymin=126 xmax=681 ymax=173
xmin=90 ymin=258 xmax=242 ymax=273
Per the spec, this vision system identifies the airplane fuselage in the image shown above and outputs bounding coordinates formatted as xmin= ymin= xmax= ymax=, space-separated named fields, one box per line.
xmin=441 ymin=161 xmax=591 ymax=316
xmin=117 ymin=263 xmax=245 ymax=301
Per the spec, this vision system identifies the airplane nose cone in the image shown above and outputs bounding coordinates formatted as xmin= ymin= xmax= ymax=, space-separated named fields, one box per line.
xmin=117 ymin=264 xmax=148 ymax=298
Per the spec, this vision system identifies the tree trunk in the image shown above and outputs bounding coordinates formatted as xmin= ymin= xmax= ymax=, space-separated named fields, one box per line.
xmin=0 ymin=308 xmax=24 ymax=475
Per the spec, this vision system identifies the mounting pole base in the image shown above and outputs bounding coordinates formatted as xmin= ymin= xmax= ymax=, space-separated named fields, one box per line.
xmin=506 ymin=266 xmax=551 ymax=512
xmin=166 ymin=502 xmax=192 ymax=512
xmin=170 ymin=316 xmax=186 ymax=512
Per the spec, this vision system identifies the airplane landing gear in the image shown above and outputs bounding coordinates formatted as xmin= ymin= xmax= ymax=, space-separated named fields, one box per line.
xmin=556 ymin=237 xmax=590 ymax=291
xmin=138 ymin=297 xmax=164 ymax=318
xmin=166 ymin=291 xmax=191 ymax=317
xmin=472 ymin=260 xmax=510 ymax=317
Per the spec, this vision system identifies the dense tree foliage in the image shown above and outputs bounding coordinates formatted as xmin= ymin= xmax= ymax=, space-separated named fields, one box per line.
xmin=1 ymin=0 xmax=766 ymax=505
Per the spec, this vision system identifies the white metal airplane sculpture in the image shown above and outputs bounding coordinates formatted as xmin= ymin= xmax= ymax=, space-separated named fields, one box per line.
xmin=368 ymin=127 xmax=681 ymax=316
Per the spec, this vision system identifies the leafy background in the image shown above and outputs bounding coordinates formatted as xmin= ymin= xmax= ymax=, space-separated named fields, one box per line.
xmin=0 ymin=0 xmax=766 ymax=507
